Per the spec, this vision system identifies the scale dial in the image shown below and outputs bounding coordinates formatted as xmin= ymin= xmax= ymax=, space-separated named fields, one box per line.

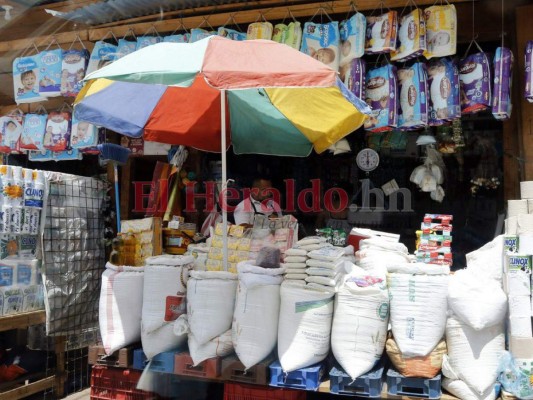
xmin=356 ymin=148 xmax=380 ymax=172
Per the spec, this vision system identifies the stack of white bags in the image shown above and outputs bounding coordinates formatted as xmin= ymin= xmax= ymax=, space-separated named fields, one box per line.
xmin=356 ymin=237 xmax=411 ymax=277
xmin=282 ymin=236 xmax=330 ymax=283
xmin=306 ymin=246 xmax=347 ymax=290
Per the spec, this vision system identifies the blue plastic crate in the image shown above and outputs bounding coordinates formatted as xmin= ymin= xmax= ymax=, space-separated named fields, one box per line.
xmin=132 ymin=348 xmax=147 ymax=370
xmin=149 ymin=351 xmax=176 ymax=373
xmin=329 ymin=362 xmax=384 ymax=397
xmin=269 ymin=360 xmax=324 ymax=391
xmin=386 ymin=368 xmax=441 ymax=399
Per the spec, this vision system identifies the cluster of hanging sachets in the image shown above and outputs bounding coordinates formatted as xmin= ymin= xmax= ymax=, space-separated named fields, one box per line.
xmin=301 ymin=21 xmax=341 ymax=71
xmin=492 ymin=47 xmax=513 ymax=120
xmin=364 ymin=64 xmax=398 ymax=132
xmin=391 ymin=9 xmax=426 ymax=62
xmin=525 ymin=41 xmax=533 ymax=103
xmin=459 ymin=52 xmax=492 ymax=114
xmin=427 ymin=58 xmax=460 ymax=125
xmin=424 ymin=4 xmax=457 ymax=59
xmin=398 ymin=63 xmax=428 ymax=130
xmin=365 ymin=11 xmax=398 ymax=54
xmin=272 ymin=22 xmax=302 ymax=49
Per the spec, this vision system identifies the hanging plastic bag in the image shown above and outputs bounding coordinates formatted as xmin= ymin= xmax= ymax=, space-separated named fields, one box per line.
xmin=61 ymin=40 xmax=90 ymax=97
xmin=365 ymin=11 xmax=398 ymax=54
xmin=459 ymin=50 xmax=492 ymax=114
xmin=37 ymin=43 xmax=63 ymax=97
xmin=86 ymin=32 xmax=118 ymax=75
xmin=339 ymin=9 xmax=366 ymax=65
xmin=391 ymin=8 xmax=426 ymax=62
xmin=364 ymin=63 xmax=398 ymax=132
xmin=492 ymin=47 xmax=513 ymax=120
xmin=301 ymin=19 xmax=341 ymax=71
xmin=424 ymin=4 xmax=457 ymax=59
xmin=0 ymin=111 xmax=24 ymax=154
xmin=70 ymin=116 xmax=98 ymax=149
xmin=13 ymin=44 xmax=45 ymax=104
xmin=44 ymin=109 xmax=71 ymax=152
xmin=398 ymin=62 xmax=428 ymax=130
xmin=20 ymin=107 xmax=47 ymax=150
xmin=499 ymin=351 xmax=533 ymax=400
xmin=428 ymin=58 xmax=460 ymax=125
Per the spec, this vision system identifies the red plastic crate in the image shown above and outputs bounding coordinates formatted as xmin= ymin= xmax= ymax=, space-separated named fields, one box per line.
xmin=90 ymin=365 xmax=160 ymax=400
xmin=223 ymin=382 xmax=306 ymax=400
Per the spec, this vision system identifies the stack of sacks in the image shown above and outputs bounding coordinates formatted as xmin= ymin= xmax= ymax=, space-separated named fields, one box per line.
xmin=278 ymin=281 xmax=335 ymax=372
xmin=282 ymin=236 xmax=330 ymax=283
xmin=387 ymin=263 xmax=449 ymax=375
xmin=141 ymin=255 xmax=193 ymax=360
xmin=306 ymin=246 xmax=347 ymax=291
xmin=232 ymin=261 xmax=285 ymax=370
xmin=176 ymin=271 xmax=238 ymax=366
xmin=356 ymin=237 xmax=411 ymax=277
xmin=332 ymin=267 xmax=389 ymax=380
xmin=443 ymin=268 xmax=507 ymax=399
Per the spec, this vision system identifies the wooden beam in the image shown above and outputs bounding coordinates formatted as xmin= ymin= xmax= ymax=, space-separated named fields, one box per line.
xmin=0 ymin=310 xmax=45 ymax=332
xmin=0 ymin=376 xmax=55 ymax=400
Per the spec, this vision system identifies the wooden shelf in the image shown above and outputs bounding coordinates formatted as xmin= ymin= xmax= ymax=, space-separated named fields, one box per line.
xmin=0 ymin=376 xmax=55 ymax=400
xmin=0 ymin=310 xmax=46 ymax=333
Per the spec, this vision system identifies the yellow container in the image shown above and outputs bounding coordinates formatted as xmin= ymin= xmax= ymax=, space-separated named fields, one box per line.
xmin=163 ymin=224 xmax=196 ymax=255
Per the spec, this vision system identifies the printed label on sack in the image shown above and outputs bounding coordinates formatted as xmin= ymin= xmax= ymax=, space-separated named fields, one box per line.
xmin=505 ymin=236 xmax=519 ymax=253
xmin=295 ymin=297 xmax=334 ymax=313
xmin=406 ymin=317 xmax=415 ymax=339
xmin=164 ymin=294 xmax=186 ymax=321
xmin=377 ymin=302 xmax=389 ymax=321
xmin=508 ymin=255 xmax=532 ymax=273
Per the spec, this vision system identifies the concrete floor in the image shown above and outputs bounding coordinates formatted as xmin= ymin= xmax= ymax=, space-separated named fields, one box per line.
xmin=61 ymin=388 xmax=90 ymax=400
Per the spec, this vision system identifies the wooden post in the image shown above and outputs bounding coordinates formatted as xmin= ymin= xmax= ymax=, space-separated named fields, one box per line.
xmin=54 ymin=336 xmax=66 ymax=399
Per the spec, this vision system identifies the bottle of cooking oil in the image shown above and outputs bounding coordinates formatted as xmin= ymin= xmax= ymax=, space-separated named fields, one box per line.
xmin=109 ymin=234 xmax=124 ymax=266
xmin=122 ymin=231 xmax=142 ymax=266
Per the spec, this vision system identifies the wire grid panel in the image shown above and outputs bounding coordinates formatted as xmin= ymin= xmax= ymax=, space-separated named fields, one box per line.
xmin=41 ymin=172 xmax=107 ymax=336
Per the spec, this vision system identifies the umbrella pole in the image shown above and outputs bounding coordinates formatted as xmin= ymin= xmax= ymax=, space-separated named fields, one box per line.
xmin=221 ymin=89 xmax=228 ymax=271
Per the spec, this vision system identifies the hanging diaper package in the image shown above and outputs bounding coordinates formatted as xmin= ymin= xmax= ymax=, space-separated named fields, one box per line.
xmin=71 ymin=117 xmax=98 ymax=149
xmin=246 ymin=22 xmax=273 ymax=40
xmin=37 ymin=48 xmax=63 ymax=97
xmin=459 ymin=52 xmax=492 ymax=114
xmin=365 ymin=11 xmax=398 ymax=55
xmin=428 ymin=58 xmax=460 ymax=125
xmin=20 ymin=112 xmax=47 ymax=151
xmin=391 ymin=9 xmax=426 ymax=62
xmin=301 ymin=21 xmax=341 ymax=71
xmin=53 ymin=148 xmax=82 ymax=162
xmin=163 ymin=33 xmax=190 ymax=43
xmin=60 ymin=49 xmax=89 ymax=97
xmin=272 ymin=22 xmax=302 ymax=50
xmin=339 ymin=13 xmax=366 ymax=66
xmin=136 ymin=36 xmax=161 ymax=51
xmin=13 ymin=54 xmax=46 ymax=104
xmin=364 ymin=64 xmax=398 ymax=132
xmin=0 ymin=114 xmax=24 ymax=154
xmin=86 ymin=41 xmax=117 ymax=75
xmin=424 ymin=4 xmax=457 ymax=59
xmin=525 ymin=41 xmax=533 ymax=102
xmin=116 ymin=39 xmax=137 ymax=59
xmin=190 ymin=29 xmax=216 ymax=43
xmin=340 ymin=58 xmax=366 ymax=101
xmin=398 ymin=63 xmax=428 ymax=130
xmin=44 ymin=111 xmax=71 ymax=152
xmin=492 ymin=47 xmax=513 ymax=120
xmin=218 ymin=27 xmax=246 ymax=41
xmin=28 ymin=150 xmax=53 ymax=162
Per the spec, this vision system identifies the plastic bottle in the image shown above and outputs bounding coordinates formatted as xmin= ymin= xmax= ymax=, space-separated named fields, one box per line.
xmin=109 ymin=234 xmax=124 ymax=266
xmin=122 ymin=232 xmax=140 ymax=266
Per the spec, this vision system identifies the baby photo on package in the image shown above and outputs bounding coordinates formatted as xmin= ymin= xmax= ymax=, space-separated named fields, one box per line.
xmin=424 ymin=4 xmax=457 ymax=59
xmin=37 ymin=49 xmax=62 ymax=97
xmin=218 ymin=27 xmax=246 ymax=41
xmin=364 ymin=64 xmax=398 ymax=132
xmin=116 ymin=38 xmax=137 ymax=59
xmin=0 ymin=115 xmax=23 ymax=154
xmin=13 ymin=55 xmax=45 ymax=104
xmin=391 ymin=9 xmax=426 ymax=62
xmin=20 ymin=113 xmax=47 ymax=150
xmin=340 ymin=58 xmax=366 ymax=101
xmin=398 ymin=63 xmax=428 ymax=130
xmin=60 ymin=49 xmax=89 ymax=97
xmin=365 ymin=11 xmax=398 ymax=54
xmin=44 ymin=111 xmax=71 ymax=152
xmin=71 ymin=117 xmax=98 ymax=149
xmin=163 ymin=34 xmax=190 ymax=43
xmin=492 ymin=47 xmax=513 ymax=120
xmin=339 ymin=13 xmax=366 ymax=66
xmin=246 ymin=22 xmax=273 ymax=40
xmin=86 ymin=41 xmax=117 ymax=75
xmin=428 ymin=58 xmax=460 ymax=125
xmin=459 ymin=52 xmax=492 ymax=114
xmin=525 ymin=41 xmax=533 ymax=103
xmin=301 ymin=21 xmax=341 ymax=71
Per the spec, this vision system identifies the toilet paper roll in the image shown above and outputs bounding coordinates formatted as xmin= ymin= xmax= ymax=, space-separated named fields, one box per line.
xmin=521 ymin=181 xmax=533 ymax=199
xmin=508 ymin=200 xmax=529 ymax=218
xmin=509 ymin=296 xmax=532 ymax=318
xmin=506 ymin=270 xmax=531 ymax=296
xmin=509 ymin=316 xmax=533 ymax=337
xmin=506 ymin=217 xmax=518 ymax=235
xmin=517 ymin=214 xmax=533 ymax=234
xmin=519 ymin=235 xmax=533 ymax=255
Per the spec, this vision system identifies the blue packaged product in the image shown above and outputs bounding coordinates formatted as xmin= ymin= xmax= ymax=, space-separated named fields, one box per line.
xmin=116 ymin=39 xmax=137 ymax=59
xmin=218 ymin=27 xmax=246 ymax=41
xmin=71 ymin=116 xmax=98 ymax=149
xmin=0 ymin=264 xmax=13 ymax=286
xmin=339 ymin=12 xmax=366 ymax=66
xmin=301 ymin=21 xmax=341 ymax=71
xmin=86 ymin=41 xmax=117 ymax=75
xmin=13 ymin=54 xmax=45 ymax=104
xmin=189 ymin=29 xmax=216 ymax=43
xmin=136 ymin=36 xmax=161 ymax=51
xmin=163 ymin=34 xmax=190 ymax=43
xmin=398 ymin=62 xmax=428 ymax=130
xmin=37 ymin=49 xmax=62 ymax=97
xmin=21 ymin=113 xmax=47 ymax=151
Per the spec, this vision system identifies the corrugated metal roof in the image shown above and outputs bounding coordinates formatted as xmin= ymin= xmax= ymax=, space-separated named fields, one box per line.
xmin=50 ymin=0 xmax=252 ymax=25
